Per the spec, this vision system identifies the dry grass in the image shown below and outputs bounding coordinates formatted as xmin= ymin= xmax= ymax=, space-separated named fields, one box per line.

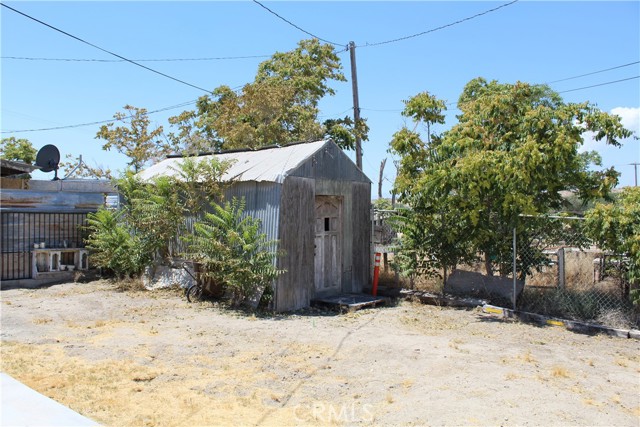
xmin=448 ymin=337 xmax=469 ymax=353
xmin=518 ymin=350 xmax=537 ymax=364
xmin=505 ymin=372 xmax=521 ymax=380
xmin=3 ymin=280 xmax=639 ymax=427
xmin=582 ymin=398 xmax=604 ymax=407
xmin=0 ymin=341 xmax=331 ymax=426
xmin=615 ymin=358 xmax=629 ymax=368
xmin=401 ymin=378 xmax=414 ymax=389
xmin=550 ymin=365 xmax=571 ymax=378
xmin=114 ymin=277 xmax=148 ymax=292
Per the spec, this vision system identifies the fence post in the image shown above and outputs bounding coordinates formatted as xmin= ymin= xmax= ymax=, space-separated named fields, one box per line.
xmin=557 ymin=247 xmax=565 ymax=290
xmin=512 ymin=227 xmax=517 ymax=310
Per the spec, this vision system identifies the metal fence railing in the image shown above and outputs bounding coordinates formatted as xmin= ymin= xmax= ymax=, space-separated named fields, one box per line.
xmin=515 ymin=216 xmax=637 ymax=328
xmin=1 ymin=211 xmax=89 ymax=280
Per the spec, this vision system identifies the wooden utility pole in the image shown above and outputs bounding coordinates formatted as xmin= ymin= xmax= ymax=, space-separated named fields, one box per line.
xmin=378 ymin=158 xmax=386 ymax=198
xmin=349 ymin=41 xmax=362 ymax=170
xmin=631 ymin=163 xmax=639 ymax=187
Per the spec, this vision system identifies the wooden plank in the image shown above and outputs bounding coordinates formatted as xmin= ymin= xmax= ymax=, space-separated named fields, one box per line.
xmin=351 ymin=182 xmax=371 ymax=293
xmin=311 ymin=293 xmax=387 ymax=312
xmin=276 ymin=177 xmax=315 ymax=311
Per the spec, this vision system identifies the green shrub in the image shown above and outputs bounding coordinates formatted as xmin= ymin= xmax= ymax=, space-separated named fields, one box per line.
xmin=84 ymin=158 xmax=231 ymax=279
xmin=585 ymin=187 xmax=640 ymax=306
xmin=85 ymin=209 xmax=152 ymax=278
xmin=183 ymin=197 xmax=283 ymax=306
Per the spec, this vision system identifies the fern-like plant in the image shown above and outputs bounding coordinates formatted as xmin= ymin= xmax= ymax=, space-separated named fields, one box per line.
xmin=183 ymin=197 xmax=283 ymax=306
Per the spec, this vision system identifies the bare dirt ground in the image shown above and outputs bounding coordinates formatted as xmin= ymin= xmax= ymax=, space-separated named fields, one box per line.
xmin=1 ymin=280 xmax=639 ymax=427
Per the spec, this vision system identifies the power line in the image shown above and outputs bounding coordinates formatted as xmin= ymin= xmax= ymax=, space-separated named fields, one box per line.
xmin=318 ymin=108 xmax=353 ymax=119
xmin=1 ymin=84 xmax=243 ymax=134
xmin=2 ymin=54 xmax=272 ymax=62
xmin=1 ymin=3 xmax=212 ymax=94
xmin=6 ymin=74 xmax=637 ymax=134
xmin=1 ymin=100 xmax=198 ymax=134
xmin=362 ymin=74 xmax=640 ymax=113
xmin=557 ymin=76 xmax=639 ymax=94
xmin=361 ymin=0 xmax=519 ymax=48
xmin=251 ymin=0 xmax=343 ymax=47
xmin=361 ymin=107 xmax=403 ymax=113
xmin=545 ymin=61 xmax=640 ymax=84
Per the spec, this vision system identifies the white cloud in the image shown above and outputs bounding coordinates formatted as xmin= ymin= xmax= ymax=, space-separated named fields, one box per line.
xmin=580 ymin=106 xmax=639 ymax=153
xmin=578 ymin=106 xmax=640 ymax=188
xmin=611 ymin=107 xmax=640 ymax=133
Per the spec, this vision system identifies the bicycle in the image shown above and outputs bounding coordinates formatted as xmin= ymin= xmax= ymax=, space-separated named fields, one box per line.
xmin=182 ymin=262 xmax=203 ymax=303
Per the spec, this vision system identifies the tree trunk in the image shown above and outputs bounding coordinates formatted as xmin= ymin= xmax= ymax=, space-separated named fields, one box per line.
xmin=484 ymin=253 xmax=494 ymax=276
xmin=378 ymin=158 xmax=386 ymax=199
xmin=443 ymin=265 xmax=448 ymax=294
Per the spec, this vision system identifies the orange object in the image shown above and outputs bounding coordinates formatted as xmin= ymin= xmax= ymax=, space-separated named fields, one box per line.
xmin=372 ymin=252 xmax=381 ymax=296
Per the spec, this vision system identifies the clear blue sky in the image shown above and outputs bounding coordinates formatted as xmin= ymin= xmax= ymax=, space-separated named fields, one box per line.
xmin=2 ymin=1 xmax=639 ymax=196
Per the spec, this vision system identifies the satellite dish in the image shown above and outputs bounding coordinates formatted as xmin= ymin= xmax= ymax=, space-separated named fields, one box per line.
xmin=35 ymin=144 xmax=61 ymax=180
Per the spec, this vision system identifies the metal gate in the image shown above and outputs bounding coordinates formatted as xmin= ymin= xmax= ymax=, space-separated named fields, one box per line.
xmin=1 ymin=211 xmax=89 ymax=280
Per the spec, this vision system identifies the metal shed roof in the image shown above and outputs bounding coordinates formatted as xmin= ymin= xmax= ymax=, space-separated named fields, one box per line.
xmin=138 ymin=140 xmax=334 ymax=184
xmin=1 ymin=159 xmax=39 ymax=177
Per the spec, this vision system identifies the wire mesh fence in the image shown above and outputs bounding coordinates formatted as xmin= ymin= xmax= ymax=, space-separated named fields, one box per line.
xmin=515 ymin=216 xmax=638 ymax=329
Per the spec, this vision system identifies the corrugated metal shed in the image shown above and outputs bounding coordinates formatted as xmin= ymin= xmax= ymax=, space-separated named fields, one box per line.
xmin=138 ymin=140 xmax=331 ymax=184
xmin=138 ymin=139 xmax=372 ymax=312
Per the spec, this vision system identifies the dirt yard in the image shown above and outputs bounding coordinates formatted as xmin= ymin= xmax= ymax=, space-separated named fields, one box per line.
xmin=1 ymin=280 xmax=639 ymax=426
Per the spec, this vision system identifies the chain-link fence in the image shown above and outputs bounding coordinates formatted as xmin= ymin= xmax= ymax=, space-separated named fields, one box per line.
xmin=515 ymin=216 xmax=638 ymax=329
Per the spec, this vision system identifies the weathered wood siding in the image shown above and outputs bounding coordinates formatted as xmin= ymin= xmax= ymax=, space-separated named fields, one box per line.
xmin=314 ymin=179 xmax=372 ymax=294
xmin=286 ymin=141 xmax=371 ymax=296
xmin=288 ymin=141 xmax=370 ymax=184
xmin=351 ymin=182 xmax=372 ymax=292
xmin=276 ymin=177 xmax=315 ymax=311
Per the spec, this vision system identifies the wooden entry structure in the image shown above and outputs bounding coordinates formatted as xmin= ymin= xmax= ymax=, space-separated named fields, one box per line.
xmin=314 ymin=196 xmax=342 ymax=296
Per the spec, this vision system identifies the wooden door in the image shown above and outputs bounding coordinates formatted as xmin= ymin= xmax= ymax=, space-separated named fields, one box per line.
xmin=314 ymin=196 xmax=342 ymax=295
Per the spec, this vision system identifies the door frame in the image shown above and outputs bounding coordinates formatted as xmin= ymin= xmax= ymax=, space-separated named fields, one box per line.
xmin=314 ymin=195 xmax=343 ymax=296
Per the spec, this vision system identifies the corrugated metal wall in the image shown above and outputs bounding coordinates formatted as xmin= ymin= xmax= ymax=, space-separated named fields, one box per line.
xmin=223 ymin=181 xmax=282 ymax=244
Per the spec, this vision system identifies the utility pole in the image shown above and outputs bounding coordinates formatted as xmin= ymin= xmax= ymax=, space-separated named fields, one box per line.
xmin=631 ymin=163 xmax=639 ymax=187
xmin=349 ymin=41 xmax=362 ymax=170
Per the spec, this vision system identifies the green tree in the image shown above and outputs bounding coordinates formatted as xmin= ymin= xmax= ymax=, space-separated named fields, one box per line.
xmin=390 ymin=92 xmax=474 ymax=282
xmin=323 ymin=116 xmax=369 ymax=151
xmin=391 ymin=79 xmax=633 ymax=279
xmin=169 ymin=39 xmax=365 ymax=151
xmin=59 ymin=154 xmax=113 ymax=180
xmin=85 ymin=158 xmax=231 ymax=278
xmin=585 ymin=187 xmax=640 ymax=304
xmin=0 ymin=137 xmax=37 ymax=164
xmin=165 ymin=110 xmax=210 ymax=155
xmin=96 ymin=105 xmax=167 ymax=172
